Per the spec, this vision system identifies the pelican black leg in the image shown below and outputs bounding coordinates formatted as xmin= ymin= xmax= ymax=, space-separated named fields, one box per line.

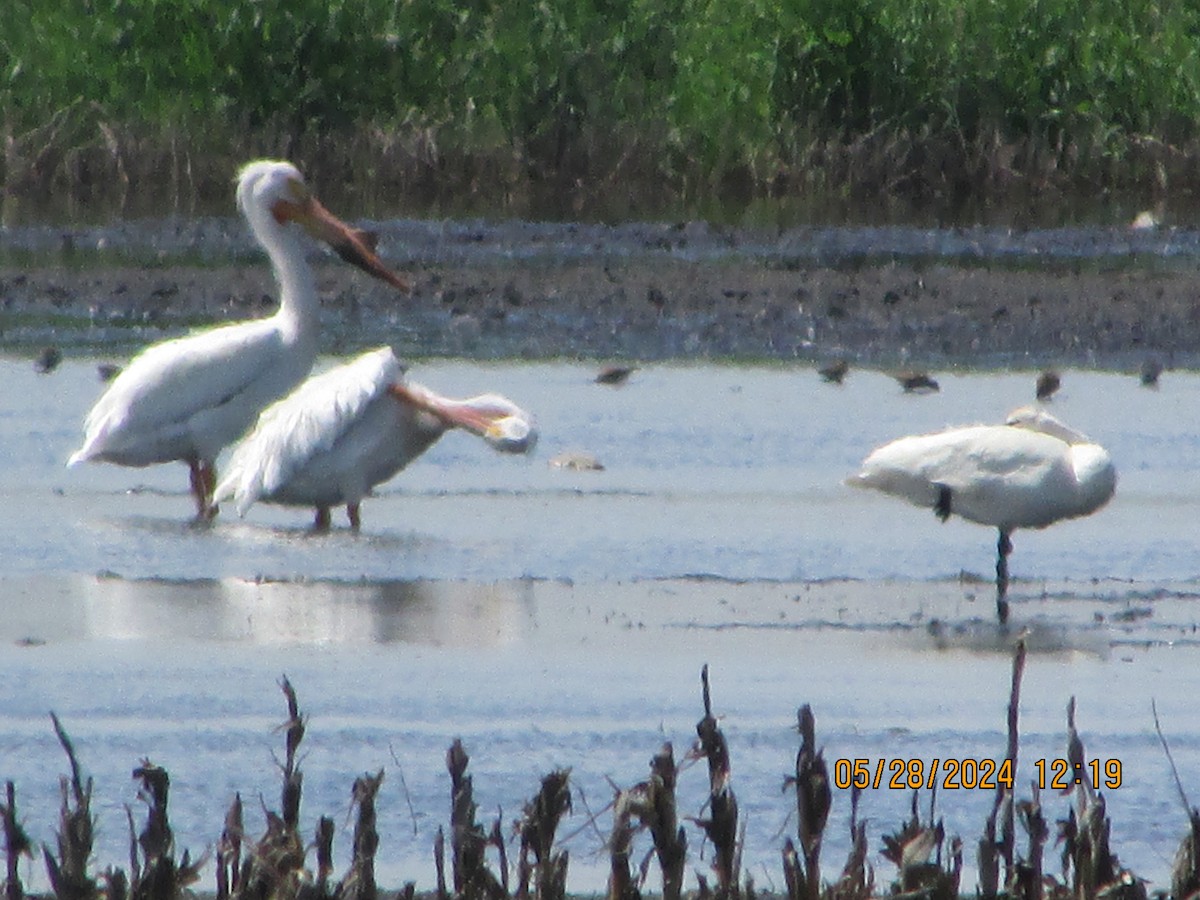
xmin=346 ymin=502 xmax=361 ymax=531
xmin=995 ymin=528 xmax=1013 ymax=624
xmin=313 ymin=507 xmax=332 ymax=532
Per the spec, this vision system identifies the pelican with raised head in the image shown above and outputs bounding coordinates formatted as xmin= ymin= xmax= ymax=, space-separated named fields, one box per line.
xmin=214 ymin=347 xmax=537 ymax=531
xmin=68 ymin=160 xmax=410 ymax=519
xmin=848 ymin=406 xmax=1116 ymax=623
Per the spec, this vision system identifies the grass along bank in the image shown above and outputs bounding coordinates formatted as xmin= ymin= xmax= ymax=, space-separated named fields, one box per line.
xmin=4 ymin=0 xmax=1200 ymax=223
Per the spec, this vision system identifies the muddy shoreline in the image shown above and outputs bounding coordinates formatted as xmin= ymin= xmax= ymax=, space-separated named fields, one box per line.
xmin=1 ymin=218 xmax=1196 ymax=368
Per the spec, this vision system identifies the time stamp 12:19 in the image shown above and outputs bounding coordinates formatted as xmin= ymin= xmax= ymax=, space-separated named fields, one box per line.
xmin=833 ymin=758 xmax=1123 ymax=792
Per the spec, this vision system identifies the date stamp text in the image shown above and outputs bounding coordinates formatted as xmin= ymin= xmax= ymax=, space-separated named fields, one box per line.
xmin=833 ymin=758 xmax=1123 ymax=791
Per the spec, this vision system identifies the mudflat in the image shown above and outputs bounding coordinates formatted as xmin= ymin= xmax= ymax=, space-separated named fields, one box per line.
xmin=1 ymin=218 xmax=1192 ymax=367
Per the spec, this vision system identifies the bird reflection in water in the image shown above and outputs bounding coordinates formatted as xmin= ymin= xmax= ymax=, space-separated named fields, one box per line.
xmin=79 ymin=575 xmax=533 ymax=646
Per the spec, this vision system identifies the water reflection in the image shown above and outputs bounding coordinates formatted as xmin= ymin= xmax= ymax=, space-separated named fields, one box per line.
xmin=47 ymin=575 xmax=536 ymax=645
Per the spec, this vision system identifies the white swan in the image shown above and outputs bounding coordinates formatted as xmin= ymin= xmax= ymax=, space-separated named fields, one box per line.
xmin=848 ymin=406 xmax=1117 ymax=622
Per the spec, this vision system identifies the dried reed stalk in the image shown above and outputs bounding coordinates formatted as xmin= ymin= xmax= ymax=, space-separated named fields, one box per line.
xmin=3 ymin=781 xmax=33 ymax=900
xmin=517 ymin=770 xmax=570 ymax=900
xmin=1152 ymin=701 xmax=1200 ymax=900
xmin=216 ymin=795 xmax=243 ymax=900
xmin=694 ymin=665 xmax=739 ymax=899
xmin=646 ymin=744 xmax=686 ymax=900
xmin=603 ymin=742 xmax=686 ymax=900
xmin=339 ymin=771 xmax=384 ymax=900
xmin=43 ymin=713 xmax=98 ymax=900
xmin=1057 ymin=699 xmax=1144 ymax=900
xmin=445 ymin=740 xmax=505 ymax=900
xmin=825 ymin=787 xmax=872 ymax=900
xmin=278 ymin=677 xmax=305 ymax=832
xmin=313 ymin=816 xmax=334 ymax=896
xmin=233 ymin=677 xmax=310 ymax=900
xmin=128 ymin=760 xmax=203 ymax=900
xmin=434 ymin=828 xmax=448 ymax=900
xmin=606 ymin=790 xmax=640 ymax=900
xmin=980 ymin=638 xmax=1026 ymax=898
xmin=786 ymin=705 xmax=830 ymax=900
xmin=1013 ymin=787 xmax=1047 ymax=900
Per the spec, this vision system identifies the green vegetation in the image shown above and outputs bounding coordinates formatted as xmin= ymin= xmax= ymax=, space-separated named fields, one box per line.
xmin=3 ymin=0 xmax=1200 ymax=217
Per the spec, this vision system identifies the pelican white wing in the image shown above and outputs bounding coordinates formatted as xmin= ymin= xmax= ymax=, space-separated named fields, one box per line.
xmin=69 ymin=317 xmax=309 ymax=468
xmin=216 ymin=347 xmax=402 ymax=515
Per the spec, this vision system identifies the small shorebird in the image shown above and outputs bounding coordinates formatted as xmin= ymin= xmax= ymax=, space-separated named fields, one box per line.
xmin=1140 ymin=358 xmax=1163 ymax=388
xmin=895 ymin=371 xmax=940 ymax=393
xmin=1036 ymin=370 xmax=1061 ymax=401
xmin=818 ymin=358 xmax=849 ymax=384
xmin=34 ymin=346 xmax=62 ymax=374
xmin=595 ymin=365 xmax=637 ymax=386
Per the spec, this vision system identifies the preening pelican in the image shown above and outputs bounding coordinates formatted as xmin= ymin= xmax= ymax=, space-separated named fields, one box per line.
xmin=848 ymin=406 xmax=1116 ymax=623
xmin=214 ymin=347 xmax=537 ymax=530
xmin=68 ymin=160 xmax=410 ymax=519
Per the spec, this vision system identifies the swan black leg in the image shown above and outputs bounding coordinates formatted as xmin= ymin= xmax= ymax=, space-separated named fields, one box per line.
xmin=996 ymin=528 xmax=1013 ymax=624
xmin=934 ymin=484 xmax=952 ymax=522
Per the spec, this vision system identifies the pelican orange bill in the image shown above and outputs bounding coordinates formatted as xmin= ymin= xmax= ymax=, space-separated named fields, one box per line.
xmin=275 ymin=195 xmax=411 ymax=292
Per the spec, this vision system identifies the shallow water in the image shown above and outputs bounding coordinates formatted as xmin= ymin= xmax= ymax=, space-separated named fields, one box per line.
xmin=4 ymin=356 xmax=1200 ymax=894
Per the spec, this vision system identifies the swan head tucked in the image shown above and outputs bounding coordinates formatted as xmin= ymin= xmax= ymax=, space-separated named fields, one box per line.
xmin=236 ymin=160 xmax=410 ymax=291
xmin=1005 ymin=405 xmax=1092 ymax=445
xmin=1006 ymin=405 xmax=1116 ymax=517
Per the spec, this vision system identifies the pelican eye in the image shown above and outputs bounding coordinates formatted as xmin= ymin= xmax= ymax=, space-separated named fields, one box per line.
xmin=270 ymin=178 xmax=312 ymax=224
xmin=286 ymin=176 xmax=310 ymax=204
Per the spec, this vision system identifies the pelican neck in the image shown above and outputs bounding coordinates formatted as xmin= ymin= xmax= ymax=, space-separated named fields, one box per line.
xmin=257 ymin=219 xmax=321 ymax=328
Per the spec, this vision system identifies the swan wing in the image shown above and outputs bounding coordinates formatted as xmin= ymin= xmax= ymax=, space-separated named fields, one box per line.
xmin=850 ymin=425 xmax=1068 ymax=525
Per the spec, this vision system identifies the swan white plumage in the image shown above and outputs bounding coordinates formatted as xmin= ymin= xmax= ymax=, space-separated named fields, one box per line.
xmin=848 ymin=405 xmax=1116 ymax=623
xmin=67 ymin=160 xmax=410 ymax=519
xmin=214 ymin=347 xmax=537 ymax=530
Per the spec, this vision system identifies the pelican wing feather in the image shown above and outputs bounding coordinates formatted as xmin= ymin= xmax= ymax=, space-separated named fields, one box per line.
xmin=216 ymin=347 xmax=402 ymax=515
xmin=69 ymin=318 xmax=297 ymax=466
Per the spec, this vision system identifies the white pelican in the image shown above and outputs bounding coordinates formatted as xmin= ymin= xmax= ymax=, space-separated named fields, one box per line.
xmin=213 ymin=347 xmax=536 ymax=530
xmin=68 ymin=160 xmax=410 ymax=519
xmin=848 ymin=406 xmax=1116 ymax=623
